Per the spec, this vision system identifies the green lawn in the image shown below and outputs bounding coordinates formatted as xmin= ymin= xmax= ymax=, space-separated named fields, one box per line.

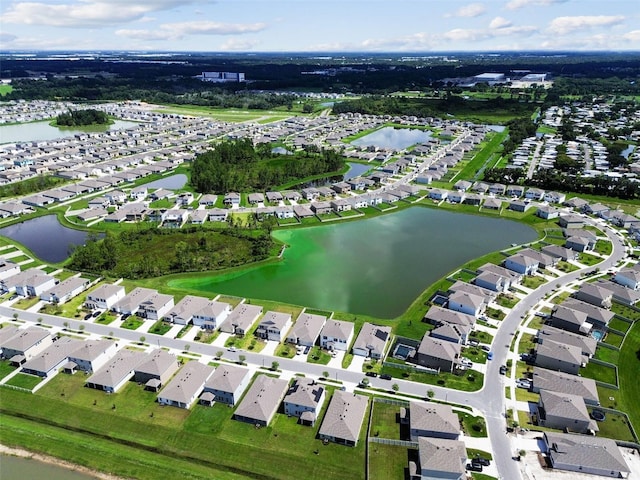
xmin=461 ymin=347 xmax=488 ymax=364
xmin=1 ymin=376 xmax=368 ymax=480
xmin=618 ymin=322 xmax=640 ymax=437
xmin=5 ymin=373 xmax=43 ymax=390
xmin=370 ymin=401 xmax=400 ymax=439
xmin=307 ymin=346 xmax=332 ymax=365
xmin=148 ymin=320 xmax=172 ymax=336
xmin=368 ymin=443 xmax=408 ymax=480
xmin=380 ymin=363 xmax=484 ymax=392
xmin=496 ymin=294 xmax=519 ymax=309
xmin=578 ymin=252 xmax=604 ymax=266
xmin=594 ymin=239 xmax=613 ymax=256
xmin=581 ymin=361 xmax=617 ymax=386
xmin=120 ymin=316 xmax=144 ymax=330
xmin=522 ymin=275 xmax=547 ymax=289
xmin=609 ymin=318 xmax=632 ymax=334
xmin=603 ymin=331 xmax=625 ymax=348
xmin=587 ymin=407 xmax=636 ymax=442
xmin=611 ymin=302 xmax=640 ymax=322
xmin=0 ymin=360 xmax=17 ymax=380
xmin=460 ymin=413 xmax=487 ymax=437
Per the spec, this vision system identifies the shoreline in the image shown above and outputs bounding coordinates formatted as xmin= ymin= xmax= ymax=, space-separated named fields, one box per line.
xmin=0 ymin=444 xmax=129 ymax=480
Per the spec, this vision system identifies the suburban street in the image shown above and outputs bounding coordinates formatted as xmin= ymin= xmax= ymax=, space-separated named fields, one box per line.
xmin=0 ymin=216 xmax=629 ymax=480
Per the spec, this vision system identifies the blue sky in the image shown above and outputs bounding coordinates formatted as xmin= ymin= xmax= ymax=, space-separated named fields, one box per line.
xmin=1 ymin=0 xmax=639 ymax=52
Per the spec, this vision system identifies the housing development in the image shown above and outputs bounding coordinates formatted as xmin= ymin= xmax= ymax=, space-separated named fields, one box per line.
xmin=0 ymin=53 xmax=639 ymax=480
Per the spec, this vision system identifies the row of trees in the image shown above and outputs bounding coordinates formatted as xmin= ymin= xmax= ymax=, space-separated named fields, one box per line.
xmin=55 ymin=109 xmax=109 ymax=126
xmin=190 ymin=139 xmax=345 ymax=193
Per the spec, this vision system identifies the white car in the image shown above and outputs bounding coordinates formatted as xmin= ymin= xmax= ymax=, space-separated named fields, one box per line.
xmin=227 ymin=346 xmax=237 ymax=352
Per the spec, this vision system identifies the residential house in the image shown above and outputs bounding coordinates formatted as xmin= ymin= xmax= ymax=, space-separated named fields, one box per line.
xmin=562 ymin=298 xmax=614 ymax=331
xmin=428 ymin=189 xmax=448 ymax=201
xmin=157 ymin=361 xmax=214 ymax=409
xmin=473 ymin=271 xmax=510 ymax=293
xmin=423 ymin=306 xmax=476 ymax=330
xmin=255 ymin=311 xmax=293 ymax=342
xmin=285 ymin=312 xmax=326 ymax=347
xmin=549 ymin=305 xmax=592 ymax=335
xmin=293 ymin=205 xmax=315 ymax=219
xmin=105 ymin=190 xmax=127 ymax=204
xmin=531 ymin=367 xmax=599 ymax=406
xmin=508 ymin=200 xmax=531 ymax=212
xmin=85 ymin=284 xmax=125 ymax=310
xmin=447 ymin=290 xmax=485 ymax=317
xmin=86 ymin=349 xmax=147 ymax=393
xmin=138 ymin=292 xmax=174 ymax=321
xmin=130 ymin=186 xmax=147 ymax=201
xmin=536 ymin=206 xmax=560 ymax=220
xmin=332 ymin=182 xmax=351 ymax=194
xmin=525 ymin=187 xmax=545 ymax=200
xmin=482 ymin=197 xmax=502 ymax=210
xmin=520 ymin=248 xmax=558 ymax=269
xmin=0 ymin=259 xmax=20 ymax=281
xmin=283 ymin=378 xmax=326 ymax=426
xmin=134 ymin=349 xmax=180 ymax=391
xmin=575 ymin=283 xmax=613 ymax=309
xmin=112 ymin=287 xmax=158 ymax=315
xmin=208 ymin=208 xmax=228 ymax=222
xmin=413 ymin=335 xmax=460 ymax=373
xmin=351 ymin=323 xmax=391 ymax=359
xmin=478 ymin=263 xmax=523 ymax=285
xmin=320 ymin=319 xmax=354 ymax=352
xmin=504 ymin=253 xmax=539 ymax=275
xmin=563 ymin=197 xmax=589 ymax=210
xmin=203 ymin=364 xmax=251 ymax=406
xmin=311 ymin=201 xmax=332 ymax=215
xmin=21 ymin=337 xmax=82 ymax=378
xmin=3 ymin=269 xmax=56 ymax=296
xmin=223 ymin=192 xmax=241 ymax=207
xmin=535 ymin=340 xmax=583 ymax=375
xmin=537 ymin=326 xmax=596 ymax=358
xmin=544 ymin=191 xmax=566 ymax=204
xmin=407 ymin=401 xmax=460 ymax=440
xmin=164 ymin=295 xmax=231 ymax=329
xmin=219 ymin=303 xmax=263 ymax=336
xmin=247 ymin=192 xmax=264 ymax=205
xmin=566 ymin=235 xmax=596 ymax=252
xmin=541 ymin=245 xmax=578 ymax=262
xmin=265 ymin=191 xmax=283 ymax=203
xmin=595 ymin=280 xmax=640 ymax=306
xmin=233 ymin=374 xmax=289 ymax=427
xmin=189 ymin=210 xmax=208 ymax=224
xmin=558 ymin=214 xmax=585 ymax=229
xmin=430 ymin=323 xmax=470 ymax=345
xmin=318 ymin=391 xmax=368 ymax=447
xmin=0 ymin=326 xmax=53 ymax=363
xmin=537 ymin=390 xmax=597 ymax=434
xmin=67 ymin=339 xmax=118 ymax=374
xmin=409 ymin=437 xmax=466 ymax=480
xmin=199 ymin=194 xmax=218 ymax=206
xmin=613 ymin=264 xmax=640 ymax=290
xmin=40 ymin=276 xmax=89 ymax=304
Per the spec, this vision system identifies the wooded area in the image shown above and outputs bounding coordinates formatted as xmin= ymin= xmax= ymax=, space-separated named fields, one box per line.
xmin=55 ymin=108 xmax=109 ymax=126
xmin=190 ymin=139 xmax=345 ymax=193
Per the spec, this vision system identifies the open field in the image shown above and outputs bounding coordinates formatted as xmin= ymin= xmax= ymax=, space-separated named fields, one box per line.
xmin=368 ymin=443 xmax=408 ymax=480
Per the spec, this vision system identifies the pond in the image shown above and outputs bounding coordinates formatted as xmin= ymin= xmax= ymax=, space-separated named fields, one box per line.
xmin=351 ymin=127 xmax=433 ymax=150
xmin=0 ymin=119 xmax=140 ymax=145
xmin=170 ymin=207 xmax=537 ymax=318
xmin=343 ymin=162 xmax=371 ymax=181
xmin=0 ymin=215 xmax=96 ymax=263
xmin=141 ymin=174 xmax=188 ymax=190
xmin=1 ymin=455 xmax=98 ymax=480
xmin=293 ymin=162 xmax=371 ymax=189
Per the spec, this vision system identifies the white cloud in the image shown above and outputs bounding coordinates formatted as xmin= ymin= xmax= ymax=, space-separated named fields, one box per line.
xmin=446 ymin=3 xmax=486 ymax=18
xmin=623 ymin=30 xmax=640 ymax=42
xmin=0 ymin=33 xmax=18 ymax=43
xmin=489 ymin=17 xmax=512 ymax=29
xmin=506 ymin=0 xmax=567 ymax=10
xmin=219 ymin=38 xmax=260 ymax=51
xmin=0 ymin=0 xmax=208 ymax=28
xmin=548 ymin=15 xmax=625 ymax=35
xmin=117 ymin=20 xmax=266 ymax=41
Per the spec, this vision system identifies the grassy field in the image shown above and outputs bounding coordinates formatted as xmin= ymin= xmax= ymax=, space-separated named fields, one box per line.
xmin=581 ymin=361 xmax=617 ymax=386
xmin=0 ymin=377 xmax=367 ymax=480
xmin=0 ymin=85 xmax=13 ymax=96
xmin=368 ymin=443 xmax=408 ymax=480
xmin=617 ymin=321 xmax=640 ymax=437
xmin=153 ymin=104 xmax=299 ymax=124
xmin=370 ymin=401 xmax=400 ymax=439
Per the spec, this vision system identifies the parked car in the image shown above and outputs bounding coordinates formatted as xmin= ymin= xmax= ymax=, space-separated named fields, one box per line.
xmin=466 ymin=463 xmax=483 ymax=472
xmin=380 ymin=374 xmax=392 ymax=380
xmin=487 ymin=351 xmax=494 ymax=361
xmin=84 ymin=313 xmax=93 ymax=321
xmin=227 ymin=346 xmax=237 ymax=352
xmin=499 ymin=365 xmax=507 ymax=375
xmin=365 ymin=371 xmax=378 ymax=377
xmin=472 ymin=457 xmax=490 ymax=467
xmin=92 ymin=310 xmax=102 ymax=318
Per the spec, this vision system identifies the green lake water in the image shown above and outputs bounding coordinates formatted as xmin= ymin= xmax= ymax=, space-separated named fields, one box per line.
xmin=0 ymin=455 xmax=98 ymax=479
xmin=170 ymin=207 xmax=537 ymax=318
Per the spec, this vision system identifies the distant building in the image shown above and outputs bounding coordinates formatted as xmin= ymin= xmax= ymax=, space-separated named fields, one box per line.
xmin=199 ymin=72 xmax=245 ymax=83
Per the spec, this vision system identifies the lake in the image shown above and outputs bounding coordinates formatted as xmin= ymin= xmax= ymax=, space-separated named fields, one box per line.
xmin=141 ymin=173 xmax=188 ymax=190
xmin=1 ymin=455 xmax=98 ymax=480
xmin=0 ymin=215 xmax=95 ymax=263
xmin=343 ymin=162 xmax=371 ymax=180
xmin=0 ymin=119 xmax=140 ymax=145
xmin=351 ymin=127 xmax=433 ymax=150
xmin=170 ymin=208 xmax=536 ymax=318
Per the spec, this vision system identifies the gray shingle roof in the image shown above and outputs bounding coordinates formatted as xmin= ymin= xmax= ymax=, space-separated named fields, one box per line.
xmin=532 ymin=367 xmax=598 ymax=404
xmin=409 ymin=401 xmax=460 ymax=437
xmin=157 ymin=361 xmax=214 ymax=406
xmin=318 ymin=390 xmax=368 ymax=444
xmin=545 ymin=432 xmax=629 ymax=475
xmin=417 ymin=437 xmax=466 ymax=477
xmin=233 ymin=374 xmax=288 ymax=425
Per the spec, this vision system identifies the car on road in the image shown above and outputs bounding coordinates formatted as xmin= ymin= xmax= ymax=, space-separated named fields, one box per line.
xmin=499 ymin=365 xmax=507 ymax=375
xmin=380 ymin=374 xmax=392 ymax=380
xmin=227 ymin=346 xmax=237 ymax=352
xmin=487 ymin=351 xmax=493 ymax=361
xmin=365 ymin=371 xmax=378 ymax=377
xmin=481 ymin=345 xmax=490 ymax=352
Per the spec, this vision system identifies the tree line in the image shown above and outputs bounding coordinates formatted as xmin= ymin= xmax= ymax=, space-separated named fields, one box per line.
xmin=190 ymin=139 xmax=345 ymax=193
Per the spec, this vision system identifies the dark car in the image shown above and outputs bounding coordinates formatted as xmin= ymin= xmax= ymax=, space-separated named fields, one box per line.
xmin=92 ymin=310 xmax=102 ymax=318
xmin=84 ymin=313 xmax=92 ymax=321
xmin=380 ymin=374 xmax=392 ymax=380
xmin=472 ymin=456 xmax=490 ymax=467
xmin=499 ymin=365 xmax=507 ymax=375
xmin=365 ymin=371 xmax=378 ymax=377
xmin=466 ymin=463 xmax=483 ymax=472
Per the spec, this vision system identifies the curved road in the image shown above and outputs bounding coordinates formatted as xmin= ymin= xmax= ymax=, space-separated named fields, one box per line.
xmin=1 ymin=220 xmax=628 ymax=480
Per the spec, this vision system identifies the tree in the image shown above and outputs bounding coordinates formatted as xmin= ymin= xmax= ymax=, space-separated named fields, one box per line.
xmin=238 ymin=355 xmax=246 ymax=365
xmin=271 ymin=361 xmax=279 ymax=371
xmin=322 ymin=371 xmax=329 ymax=379
xmin=184 ymin=344 xmax=191 ymax=352
xmin=302 ymin=103 xmax=314 ymax=114
xmin=12 ymin=313 xmax=18 ymax=321
xmin=216 ymin=350 xmax=223 ymax=359
xmin=392 ymin=383 xmax=399 ymax=393
xmin=427 ymin=389 xmax=435 ymax=399
xmin=139 ymin=336 xmax=146 ymax=345
xmin=63 ymin=321 xmax=69 ymax=330
xmin=37 ymin=317 xmax=43 ymax=325
xmin=79 ymin=324 xmax=85 ymax=332
xmin=360 ymin=378 xmax=370 ymax=388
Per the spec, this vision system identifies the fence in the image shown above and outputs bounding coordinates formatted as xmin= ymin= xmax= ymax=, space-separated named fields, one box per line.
xmin=374 ymin=397 xmax=409 ymax=407
xmin=369 ymin=437 xmax=418 ymax=448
